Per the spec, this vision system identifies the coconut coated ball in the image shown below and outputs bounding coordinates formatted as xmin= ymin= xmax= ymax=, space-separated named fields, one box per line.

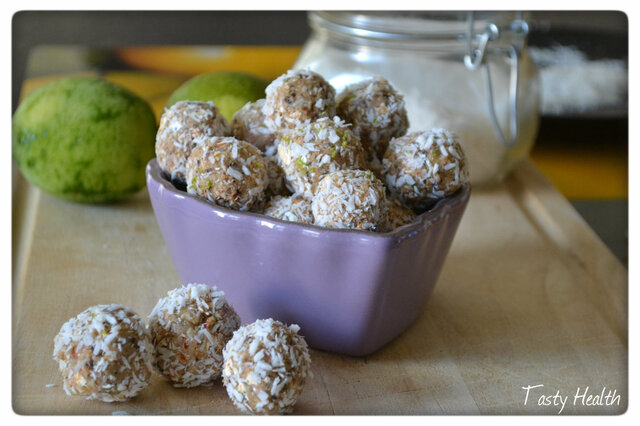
xmin=263 ymin=69 xmax=336 ymax=132
xmin=222 ymin=319 xmax=312 ymax=415
xmin=231 ymin=99 xmax=278 ymax=152
xmin=186 ymin=136 xmax=267 ymax=211
xmin=148 ymin=283 xmax=241 ymax=388
xmin=52 ymin=304 xmax=154 ymax=402
xmin=312 ymin=169 xmax=386 ymax=231
xmin=380 ymin=197 xmax=417 ymax=232
xmin=156 ymin=100 xmax=230 ymax=183
xmin=264 ymin=195 xmax=314 ymax=224
xmin=383 ymin=128 xmax=468 ymax=210
xmin=336 ymin=76 xmax=409 ymax=160
xmin=277 ymin=117 xmax=367 ymax=199
xmin=264 ymin=155 xmax=291 ymax=199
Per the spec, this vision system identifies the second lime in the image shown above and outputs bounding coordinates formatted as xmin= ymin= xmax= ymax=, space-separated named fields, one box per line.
xmin=167 ymin=71 xmax=267 ymax=122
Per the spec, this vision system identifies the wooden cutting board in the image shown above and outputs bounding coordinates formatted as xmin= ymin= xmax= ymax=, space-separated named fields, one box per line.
xmin=12 ymin=160 xmax=627 ymax=415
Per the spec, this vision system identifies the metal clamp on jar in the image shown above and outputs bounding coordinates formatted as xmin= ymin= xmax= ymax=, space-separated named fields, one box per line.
xmin=294 ymin=11 xmax=540 ymax=186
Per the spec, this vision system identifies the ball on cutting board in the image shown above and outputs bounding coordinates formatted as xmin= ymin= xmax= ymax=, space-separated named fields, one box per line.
xmin=222 ymin=318 xmax=312 ymax=415
xmin=52 ymin=304 xmax=154 ymax=402
xmin=12 ymin=77 xmax=157 ymax=203
xmin=148 ymin=283 xmax=241 ymax=388
xmin=167 ymin=71 xmax=267 ymax=122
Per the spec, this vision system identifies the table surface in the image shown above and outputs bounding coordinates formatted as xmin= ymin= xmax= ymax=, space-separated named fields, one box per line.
xmin=12 ymin=159 xmax=627 ymax=415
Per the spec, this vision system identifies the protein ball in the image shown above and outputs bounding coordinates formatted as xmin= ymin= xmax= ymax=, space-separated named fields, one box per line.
xmin=277 ymin=117 xmax=367 ymax=199
xmin=264 ymin=195 xmax=314 ymax=224
xmin=52 ymin=304 xmax=154 ymax=402
xmin=231 ymin=99 xmax=277 ymax=152
xmin=312 ymin=169 xmax=386 ymax=231
xmin=186 ymin=136 xmax=267 ymax=211
xmin=155 ymin=100 xmax=230 ymax=183
xmin=148 ymin=283 xmax=241 ymax=388
xmin=383 ymin=128 xmax=468 ymax=210
xmin=380 ymin=197 xmax=417 ymax=232
xmin=263 ymin=69 xmax=336 ymax=132
xmin=264 ymin=155 xmax=291 ymax=198
xmin=336 ymin=76 xmax=409 ymax=160
xmin=222 ymin=319 xmax=312 ymax=415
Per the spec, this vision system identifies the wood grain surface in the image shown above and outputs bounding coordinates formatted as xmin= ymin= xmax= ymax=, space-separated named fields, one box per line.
xmin=12 ymin=160 xmax=627 ymax=415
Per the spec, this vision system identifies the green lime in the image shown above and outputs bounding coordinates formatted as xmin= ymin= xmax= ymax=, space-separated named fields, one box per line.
xmin=167 ymin=71 xmax=267 ymax=121
xmin=12 ymin=77 xmax=157 ymax=203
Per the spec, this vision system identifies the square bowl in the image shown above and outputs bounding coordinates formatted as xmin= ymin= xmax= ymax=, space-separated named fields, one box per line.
xmin=146 ymin=159 xmax=470 ymax=356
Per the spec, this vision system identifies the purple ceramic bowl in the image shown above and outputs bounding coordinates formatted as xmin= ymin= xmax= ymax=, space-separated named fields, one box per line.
xmin=146 ymin=159 xmax=470 ymax=356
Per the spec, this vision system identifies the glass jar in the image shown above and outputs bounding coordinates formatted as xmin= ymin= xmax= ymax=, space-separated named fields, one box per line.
xmin=294 ymin=11 xmax=540 ymax=187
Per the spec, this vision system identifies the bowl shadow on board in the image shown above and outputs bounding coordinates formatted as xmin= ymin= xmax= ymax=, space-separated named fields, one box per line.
xmin=294 ymin=242 xmax=627 ymax=414
xmin=362 ymin=241 xmax=627 ymax=367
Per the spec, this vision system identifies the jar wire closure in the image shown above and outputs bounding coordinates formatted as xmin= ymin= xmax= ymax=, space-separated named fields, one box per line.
xmin=464 ymin=12 xmax=530 ymax=147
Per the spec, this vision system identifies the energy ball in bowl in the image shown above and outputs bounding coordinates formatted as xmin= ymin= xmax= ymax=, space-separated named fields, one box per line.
xmin=263 ymin=69 xmax=336 ymax=132
xmin=52 ymin=304 xmax=154 ymax=402
xmin=264 ymin=155 xmax=291 ymax=198
xmin=222 ymin=319 xmax=312 ymax=415
xmin=156 ymin=100 xmax=230 ymax=183
xmin=186 ymin=136 xmax=267 ymax=211
xmin=380 ymin=197 xmax=417 ymax=232
xmin=312 ymin=169 xmax=386 ymax=231
xmin=336 ymin=76 xmax=409 ymax=160
xmin=264 ymin=195 xmax=314 ymax=224
xmin=383 ymin=128 xmax=468 ymax=210
xmin=231 ymin=99 xmax=277 ymax=152
xmin=148 ymin=283 xmax=241 ymax=388
xmin=277 ymin=117 xmax=367 ymax=199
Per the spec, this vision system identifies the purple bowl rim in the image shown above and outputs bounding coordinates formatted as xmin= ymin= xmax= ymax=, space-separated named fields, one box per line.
xmin=146 ymin=159 xmax=470 ymax=242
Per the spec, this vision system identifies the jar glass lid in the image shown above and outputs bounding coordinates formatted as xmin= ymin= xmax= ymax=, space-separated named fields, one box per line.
xmin=311 ymin=11 xmax=524 ymax=41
